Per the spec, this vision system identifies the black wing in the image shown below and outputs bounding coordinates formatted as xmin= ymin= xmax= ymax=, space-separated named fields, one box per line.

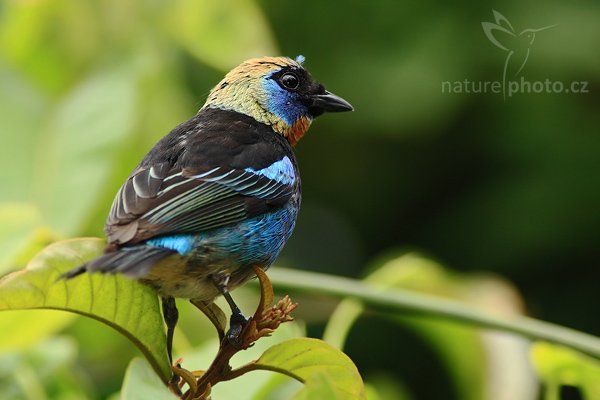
xmin=106 ymin=163 xmax=294 ymax=244
xmin=105 ymin=108 xmax=297 ymax=246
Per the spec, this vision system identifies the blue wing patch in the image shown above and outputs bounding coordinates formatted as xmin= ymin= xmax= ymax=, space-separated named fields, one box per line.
xmin=245 ymin=156 xmax=296 ymax=185
xmin=147 ymin=234 xmax=196 ymax=255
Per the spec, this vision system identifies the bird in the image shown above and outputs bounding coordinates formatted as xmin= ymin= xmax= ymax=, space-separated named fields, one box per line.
xmin=61 ymin=55 xmax=353 ymax=366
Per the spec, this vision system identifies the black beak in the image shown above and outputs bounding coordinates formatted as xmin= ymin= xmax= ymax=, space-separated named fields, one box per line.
xmin=310 ymin=90 xmax=353 ymax=114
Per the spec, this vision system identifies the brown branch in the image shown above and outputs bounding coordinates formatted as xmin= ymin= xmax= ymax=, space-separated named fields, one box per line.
xmin=168 ymin=267 xmax=297 ymax=399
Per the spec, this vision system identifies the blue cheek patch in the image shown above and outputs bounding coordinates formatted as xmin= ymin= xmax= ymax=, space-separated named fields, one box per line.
xmin=147 ymin=235 xmax=196 ymax=255
xmin=262 ymin=78 xmax=306 ymax=126
xmin=245 ymin=156 xmax=296 ymax=185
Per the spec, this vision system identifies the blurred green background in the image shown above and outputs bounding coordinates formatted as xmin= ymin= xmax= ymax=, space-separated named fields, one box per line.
xmin=0 ymin=0 xmax=598 ymax=399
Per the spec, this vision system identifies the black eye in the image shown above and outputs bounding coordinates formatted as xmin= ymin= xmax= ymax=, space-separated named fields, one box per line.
xmin=280 ymin=73 xmax=299 ymax=90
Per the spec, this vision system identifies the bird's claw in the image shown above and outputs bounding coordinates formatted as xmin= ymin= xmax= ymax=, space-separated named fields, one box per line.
xmin=226 ymin=312 xmax=250 ymax=347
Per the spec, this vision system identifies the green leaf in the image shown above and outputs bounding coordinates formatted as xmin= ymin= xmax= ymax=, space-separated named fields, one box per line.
xmin=531 ymin=342 xmax=600 ymax=400
xmin=0 ymin=336 xmax=89 ymax=400
xmin=0 ymin=310 xmax=74 ymax=354
xmin=0 ymin=67 xmax=47 ymax=203
xmin=0 ymin=203 xmax=43 ymax=274
xmin=33 ymin=65 xmax=139 ymax=236
xmin=254 ymin=338 xmax=366 ymax=400
xmin=162 ymin=0 xmax=278 ymax=71
xmin=120 ymin=358 xmax=178 ymax=400
xmin=0 ymin=238 xmax=170 ymax=381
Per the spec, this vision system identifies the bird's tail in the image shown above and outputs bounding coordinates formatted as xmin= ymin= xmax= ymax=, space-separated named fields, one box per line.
xmin=59 ymin=245 xmax=175 ymax=280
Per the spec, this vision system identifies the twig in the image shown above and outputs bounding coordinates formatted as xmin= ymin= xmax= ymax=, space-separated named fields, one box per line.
xmin=169 ymin=267 xmax=297 ymax=399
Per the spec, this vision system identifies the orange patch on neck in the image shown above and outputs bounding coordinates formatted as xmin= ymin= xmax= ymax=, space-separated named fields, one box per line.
xmin=287 ymin=116 xmax=312 ymax=146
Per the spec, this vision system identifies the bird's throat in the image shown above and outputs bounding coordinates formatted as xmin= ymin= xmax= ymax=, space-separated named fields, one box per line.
xmin=282 ymin=116 xmax=312 ymax=146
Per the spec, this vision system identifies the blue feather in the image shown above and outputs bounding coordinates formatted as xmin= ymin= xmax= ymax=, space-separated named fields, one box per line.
xmin=147 ymin=235 xmax=196 ymax=255
xmin=145 ymin=204 xmax=297 ymax=268
xmin=194 ymin=204 xmax=297 ymax=266
xmin=244 ymin=156 xmax=296 ymax=185
xmin=236 ymin=206 xmax=297 ymax=264
xmin=262 ymin=77 xmax=307 ymax=126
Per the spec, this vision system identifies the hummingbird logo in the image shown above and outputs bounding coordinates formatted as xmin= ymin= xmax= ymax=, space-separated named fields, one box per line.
xmin=482 ymin=10 xmax=556 ymax=99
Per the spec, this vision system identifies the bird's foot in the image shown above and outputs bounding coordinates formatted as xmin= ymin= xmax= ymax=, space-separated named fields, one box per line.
xmin=226 ymin=311 xmax=250 ymax=347
xmin=168 ymin=372 xmax=182 ymax=396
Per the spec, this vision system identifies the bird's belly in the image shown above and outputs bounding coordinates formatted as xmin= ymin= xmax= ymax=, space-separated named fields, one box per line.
xmin=141 ymin=263 xmax=221 ymax=300
xmin=143 ymin=204 xmax=298 ymax=300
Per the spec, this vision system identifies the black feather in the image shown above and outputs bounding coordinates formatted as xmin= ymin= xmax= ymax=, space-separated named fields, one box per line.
xmin=141 ymin=108 xmax=294 ymax=171
xmin=104 ymin=107 xmax=299 ymax=246
xmin=61 ymin=247 xmax=174 ymax=280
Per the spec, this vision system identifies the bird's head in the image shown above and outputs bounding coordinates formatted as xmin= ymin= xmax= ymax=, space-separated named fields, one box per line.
xmin=202 ymin=56 xmax=353 ymax=146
